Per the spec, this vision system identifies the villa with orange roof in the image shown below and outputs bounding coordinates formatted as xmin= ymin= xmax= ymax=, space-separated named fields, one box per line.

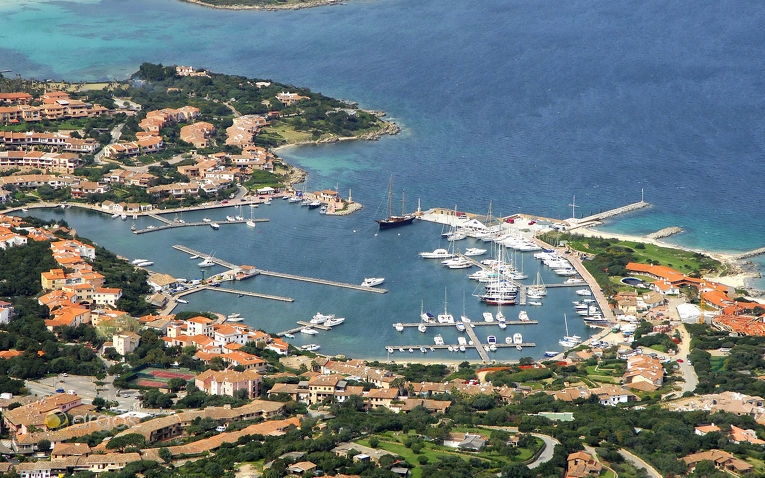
xmin=194 ymin=369 xmax=262 ymax=398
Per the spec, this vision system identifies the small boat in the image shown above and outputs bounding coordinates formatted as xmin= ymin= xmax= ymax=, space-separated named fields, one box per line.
xmin=308 ymin=200 xmax=322 ymax=209
xmin=134 ymin=260 xmax=154 ymax=267
xmin=447 ymin=345 xmax=454 ymax=352
xmin=301 ymin=344 xmax=320 ymax=351
xmin=111 ymin=213 xmax=119 ymax=219
xmin=132 ymin=214 xmax=138 ymax=219
xmin=459 ymin=345 xmax=466 ymax=352
xmin=516 ymin=344 xmax=522 ymax=351
xmin=21 ymin=208 xmax=29 ymax=212
xmin=457 ymin=336 xmax=467 ymax=346
xmin=576 ymin=289 xmax=592 ymax=296
xmin=528 ymin=301 xmax=543 ymax=306
xmin=489 ymin=344 xmax=497 ymax=352
xmin=419 ymin=248 xmax=453 ymax=259
xmin=203 ymin=218 xmax=212 ymax=222
xmin=190 ymin=255 xmax=199 ymax=259
xmin=487 ymin=335 xmax=497 ymax=344
xmin=505 ymin=336 xmax=512 ymax=345
xmin=420 ymin=346 xmax=427 ymax=353
xmin=545 ymin=351 xmax=558 ymax=357
xmin=429 ymin=346 xmax=435 ymax=352
xmin=498 ymin=322 xmax=507 ymax=330
xmin=559 ymin=313 xmax=582 ymax=348
xmin=456 ymin=322 xmax=465 ymax=332
xmin=361 ymin=277 xmax=385 ymax=287
xmin=399 ymin=347 xmax=405 ymax=352
xmin=300 ymin=328 xmax=319 ymax=335
xmin=464 ymin=248 xmax=487 ymax=257
xmin=175 ymin=298 xmax=188 ymax=304
xmin=386 ymin=346 xmax=394 ymax=353
xmin=146 ymin=225 xmax=156 ymax=230
xmin=263 ymin=198 xmax=272 ymax=205
xmin=408 ymin=348 xmax=414 ymax=353
xmin=394 ymin=322 xmax=404 ymax=332
xmin=226 ymin=216 xmax=236 ymax=221
xmin=319 ymin=206 xmax=327 ymax=214
xmin=198 ymin=257 xmax=215 ymax=267
xmin=284 ymin=333 xmax=295 ymax=339
xmin=518 ymin=311 xmax=529 ymax=322
xmin=564 ymin=277 xmax=585 ymax=284
xmin=210 ymin=223 xmax=220 ymax=230
xmin=288 ymin=196 xmax=301 ymax=203
xmin=120 ymin=214 xmax=127 ymax=220
xmin=131 ymin=258 xmax=148 ymax=265
xmin=324 ymin=317 xmax=345 ymax=327
xmin=130 ymin=224 xmax=136 ymax=231
xmin=482 ymin=312 xmax=494 ymax=322
xmin=226 ymin=317 xmax=244 ymax=323
xmin=496 ymin=310 xmax=505 ymax=322
xmin=513 ymin=333 xmax=523 ymax=344
xmin=418 ymin=323 xmax=427 ymax=333
xmin=434 ymin=334 xmax=445 ymax=346
xmin=235 ymin=216 xmax=244 ymax=221
xmin=246 ymin=220 xmax=257 ymax=228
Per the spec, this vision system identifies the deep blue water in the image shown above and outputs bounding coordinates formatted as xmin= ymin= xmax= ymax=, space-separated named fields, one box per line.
xmin=4 ymin=0 xmax=765 ymax=354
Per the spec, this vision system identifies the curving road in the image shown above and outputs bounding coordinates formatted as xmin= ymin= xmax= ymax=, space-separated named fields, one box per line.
xmin=477 ymin=426 xmax=560 ymax=469
xmin=619 ymin=449 xmax=662 ymax=478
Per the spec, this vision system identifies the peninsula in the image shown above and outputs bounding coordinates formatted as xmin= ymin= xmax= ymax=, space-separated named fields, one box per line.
xmin=0 ymin=63 xmax=397 ymax=213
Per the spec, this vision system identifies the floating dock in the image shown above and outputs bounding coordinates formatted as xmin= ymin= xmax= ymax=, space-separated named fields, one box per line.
xmin=201 ymin=285 xmax=293 ymax=302
xmin=397 ymin=321 xmax=537 ymax=328
xmin=135 ymin=219 xmax=268 ymax=234
xmin=172 ymin=244 xmax=387 ymax=294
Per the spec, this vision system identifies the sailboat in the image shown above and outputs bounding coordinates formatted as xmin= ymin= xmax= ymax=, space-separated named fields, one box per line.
xmin=559 ymin=313 xmax=582 ymax=348
xmin=377 ymin=176 xmax=415 ymax=229
xmin=420 ymin=300 xmax=435 ymax=323
xmin=437 ymin=288 xmax=454 ymax=323
xmin=246 ymin=206 xmax=257 ymax=228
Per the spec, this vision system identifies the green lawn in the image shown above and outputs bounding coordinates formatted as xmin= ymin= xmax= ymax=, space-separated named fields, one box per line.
xmin=709 ymin=356 xmax=727 ymax=372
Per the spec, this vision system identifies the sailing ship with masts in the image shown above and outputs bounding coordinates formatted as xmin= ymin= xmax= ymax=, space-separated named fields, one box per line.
xmin=377 ymin=176 xmax=416 ymax=229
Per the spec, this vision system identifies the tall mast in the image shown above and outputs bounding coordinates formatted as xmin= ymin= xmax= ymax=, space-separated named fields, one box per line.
xmin=387 ymin=176 xmax=393 ymax=217
xmin=401 ymin=190 xmax=405 ymax=216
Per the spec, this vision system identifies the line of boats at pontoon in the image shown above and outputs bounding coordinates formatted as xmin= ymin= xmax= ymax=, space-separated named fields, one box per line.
xmin=282 ymin=312 xmax=347 ymax=339
xmin=285 ymin=194 xmax=329 ymax=214
xmin=386 ymin=332 xmax=526 ymax=355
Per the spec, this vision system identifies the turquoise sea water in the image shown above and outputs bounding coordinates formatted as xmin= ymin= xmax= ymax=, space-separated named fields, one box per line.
xmin=3 ymin=0 xmax=765 ymax=354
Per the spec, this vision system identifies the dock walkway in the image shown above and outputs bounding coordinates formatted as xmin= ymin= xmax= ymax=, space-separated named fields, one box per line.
xmin=398 ymin=321 xmax=537 ymax=328
xmin=147 ymin=213 xmax=172 ymax=225
xmin=569 ymin=201 xmax=649 ymax=228
xmin=464 ymin=322 xmax=490 ymax=362
xmin=202 ymin=285 xmax=293 ymax=302
xmin=173 ymin=244 xmax=387 ymax=294
xmin=135 ymin=219 xmax=268 ymax=234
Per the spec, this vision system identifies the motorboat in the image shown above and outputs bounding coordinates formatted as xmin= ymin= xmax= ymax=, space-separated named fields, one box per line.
xmin=456 ymin=322 xmax=465 ymax=332
xmin=418 ymin=323 xmax=427 ymax=333
xmin=487 ymin=335 xmax=497 ymax=344
xmin=482 ymin=312 xmax=494 ymax=322
xmin=408 ymin=348 xmax=414 ymax=353
xmin=457 ymin=336 xmax=467 ymax=346
xmin=361 ymin=277 xmax=385 ymax=287
xmin=554 ymin=268 xmax=577 ymax=276
xmin=419 ymin=248 xmax=454 ymax=259
xmin=146 ymin=225 xmax=156 ymax=230
xmin=464 ymin=248 xmax=487 ymax=256
xmin=489 ymin=344 xmax=497 ymax=352
xmin=226 ymin=216 xmax=236 ymax=221
xmin=394 ymin=322 xmax=404 ymax=332
xmin=111 ymin=213 xmax=119 ymax=219
xmin=498 ymin=321 xmax=507 ymax=330
xmin=175 ymin=298 xmax=188 ymax=304
xmin=545 ymin=351 xmax=559 ymax=357
xmin=505 ymin=336 xmax=512 ymax=345
xmin=387 ymin=346 xmax=394 ymax=353
xmin=209 ymin=222 xmax=220 ymax=230
xmin=263 ymin=198 xmax=272 ymax=205
xmin=459 ymin=345 xmax=466 ymax=352
xmin=528 ymin=301 xmax=543 ymax=306
xmin=288 ymin=196 xmax=301 ymax=203
xmin=120 ymin=214 xmax=127 ymax=220
xmin=564 ymin=277 xmax=585 ymax=284
xmin=302 ymin=344 xmax=320 ymax=352
xmin=134 ymin=260 xmax=154 ymax=267
xmin=203 ymin=218 xmax=212 ymax=222
xmin=198 ymin=257 xmax=215 ymax=267
xmin=496 ymin=310 xmax=505 ymax=322
xmin=324 ymin=317 xmax=345 ymax=327
xmin=518 ymin=311 xmax=529 ymax=322
xmin=513 ymin=333 xmax=523 ymax=344
xmin=420 ymin=346 xmax=427 ymax=353
xmin=446 ymin=231 xmax=466 ymax=241
xmin=576 ymin=289 xmax=592 ymax=296
xmin=399 ymin=347 xmax=405 ymax=352
xmin=235 ymin=216 xmax=244 ymax=221
xmin=311 ymin=312 xmax=334 ymax=324
xmin=131 ymin=258 xmax=148 ymax=265
xmin=284 ymin=333 xmax=295 ymax=339
xmin=442 ymin=256 xmax=473 ymax=269
xmin=246 ymin=219 xmax=257 ymax=228
xmin=300 ymin=328 xmax=319 ymax=335
xmin=319 ymin=206 xmax=328 ymax=214
xmin=434 ymin=334 xmax=445 ymax=346
xmin=308 ymin=200 xmax=322 ymax=209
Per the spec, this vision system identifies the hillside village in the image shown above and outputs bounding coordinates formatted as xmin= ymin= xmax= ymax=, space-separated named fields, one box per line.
xmin=0 ymin=213 xmax=760 ymax=477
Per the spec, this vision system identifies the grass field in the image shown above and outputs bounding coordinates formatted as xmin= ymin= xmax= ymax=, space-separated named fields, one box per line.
xmin=129 ymin=367 xmax=197 ymax=388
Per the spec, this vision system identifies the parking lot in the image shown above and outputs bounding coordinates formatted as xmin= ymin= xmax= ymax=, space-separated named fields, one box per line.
xmin=25 ymin=373 xmax=141 ymax=411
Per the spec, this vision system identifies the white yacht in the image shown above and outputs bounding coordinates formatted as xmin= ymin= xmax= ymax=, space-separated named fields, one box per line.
xmin=209 ymin=222 xmax=220 ymax=230
xmin=528 ymin=300 xmax=543 ymax=306
xmin=464 ymin=248 xmax=487 ymax=256
xmin=518 ymin=311 xmax=529 ymax=322
xmin=482 ymin=312 xmax=494 ymax=322
xmin=301 ymin=344 xmax=320 ymax=352
xmin=513 ymin=333 xmax=523 ymax=344
xmin=558 ymin=313 xmax=581 ymax=348
xmin=131 ymin=258 xmax=149 ymax=265
xmin=198 ymin=257 xmax=215 ymax=267
xmin=457 ymin=336 xmax=467 ymax=346
xmin=324 ymin=317 xmax=345 ymax=327
xmin=203 ymin=217 xmax=212 ymax=222
xmin=311 ymin=312 xmax=334 ymax=324
xmin=456 ymin=322 xmax=465 ymax=332
xmin=226 ymin=215 xmax=236 ymax=221
xmin=505 ymin=336 xmax=513 ymax=345
xmin=394 ymin=322 xmax=404 ymax=332
xmin=300 ymin=328 xmax=319 ymax=335
xmin=361 ymin=277 xmax=385 ymax=287
xmin=434 ymin=334 xmax=445 ymax=346
xmin=437 ymin=289 xmax=454 ymax=323
xmin=419 ymin=248 xmax=453 ymax=259
xmin=418 ymin=323 xmax=427 ymax=333
xmin=564 ymin=277 xmax=585 ymax=284
xmin=576 ymin=289 xmax=592 ymax=296
xmin=487 ymin=335 xmax=497 ymax=344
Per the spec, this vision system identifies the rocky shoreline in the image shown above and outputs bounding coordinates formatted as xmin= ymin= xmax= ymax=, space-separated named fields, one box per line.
xmin=180 ymin=0 xmax=346 ymax=11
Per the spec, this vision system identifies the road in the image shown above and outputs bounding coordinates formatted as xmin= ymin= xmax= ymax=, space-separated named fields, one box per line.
xmin=120 ymin=153 xmax=188 ymax=173
xmin=94 ymin=122 xmax=124 ymax=164
xmin=477 ymin=426 xmax=560 ymax=469
xmin=676 ymin=324 xmax=698 ymax=393
xmin=618 ymin=449 xmax=662 ymax=478
xmin=25 ymin=373 xmax=141 ymax=411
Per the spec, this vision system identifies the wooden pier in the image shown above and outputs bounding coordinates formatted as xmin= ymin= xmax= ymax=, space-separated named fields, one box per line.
xmin=201 ymin=285 xmax=293 ymax=302
xmin=296 ymin=320 xmax=330 ymax=331
xmin=135 ymin=219 xmax=268 ymax=234
xmin=147 ymin=213 xmax=172 ymax=225
xmin=173 ymin=244 xmax=387 ymax=294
